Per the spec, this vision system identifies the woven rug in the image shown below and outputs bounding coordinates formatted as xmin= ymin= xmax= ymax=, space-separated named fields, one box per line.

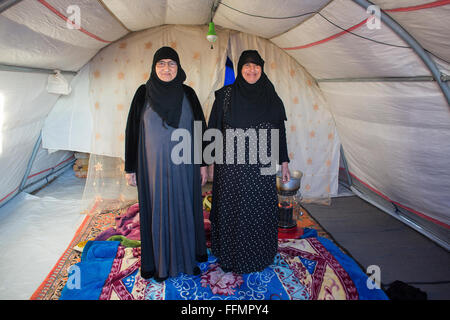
xmin=31 ymin=196 xmax=337 ymax=300
xmin=57 ymin=237 xmax=387 ymax=300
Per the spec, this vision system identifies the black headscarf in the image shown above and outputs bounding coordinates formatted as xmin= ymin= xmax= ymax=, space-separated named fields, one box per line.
xmin=227 ymin=50 xmax=287 ymax=128
xmin=145 ymin=46 xmax=187 ymax=128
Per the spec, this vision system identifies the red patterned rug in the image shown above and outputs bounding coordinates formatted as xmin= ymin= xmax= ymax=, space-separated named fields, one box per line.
xmin=31 ymin=195 xmax=334 ymax=300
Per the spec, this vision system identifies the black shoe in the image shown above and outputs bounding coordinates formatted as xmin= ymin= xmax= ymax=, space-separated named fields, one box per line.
xmin=140 ymin=270 xmax=154 ymax=280
xmin=193 ymin=267 xmax=201 ymax=276
xmin=196 ymin=254 xmax=208 ymax=263
xmin=154 ymin=275 xmax=168 ymax=283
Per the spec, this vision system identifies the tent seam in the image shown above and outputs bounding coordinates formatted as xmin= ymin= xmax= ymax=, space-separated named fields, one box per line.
xmin=36 ymin=0 xmax=112 ymax=43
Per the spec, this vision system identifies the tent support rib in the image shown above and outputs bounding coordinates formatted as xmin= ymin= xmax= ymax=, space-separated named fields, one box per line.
xmin=340 ymin=145 xmax=353 ymax=187
xmin=352 ymin=0 xmax=450 ymax=106
xmin=19 ymin=132 xmax=42 ymax=192
xmin=0 ymin=64 xmax=77 ymax=76
xmin=22 ymin=157 xmax=75 ymax=193
xmin=211 ymin=0 xmax=221 ymax=22
xmin=350 ymin=186 xmax=450 ymax=250
xmin=0 ymin=0 xmax=22 ymax=13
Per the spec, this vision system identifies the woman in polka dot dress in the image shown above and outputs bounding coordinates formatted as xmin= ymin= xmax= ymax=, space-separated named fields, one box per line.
xmin=207 ymin=50 xmax=290 ymax=274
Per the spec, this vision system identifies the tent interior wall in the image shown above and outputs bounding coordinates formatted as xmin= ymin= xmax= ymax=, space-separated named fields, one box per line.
xmin=0 ymin=0 xmax=449 ymax=299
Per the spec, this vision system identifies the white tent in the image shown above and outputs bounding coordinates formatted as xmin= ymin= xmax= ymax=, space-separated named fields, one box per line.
xmin=0 ymin=0 xmax=449 ymax=299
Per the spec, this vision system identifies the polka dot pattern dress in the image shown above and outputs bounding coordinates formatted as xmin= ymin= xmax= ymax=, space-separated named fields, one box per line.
xmin=210 ymin=120 xmax=279 ymax=274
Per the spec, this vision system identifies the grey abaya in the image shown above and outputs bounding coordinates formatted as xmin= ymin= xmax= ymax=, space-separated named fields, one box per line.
xmin=137 ymin=94 xmax=199 ymax=278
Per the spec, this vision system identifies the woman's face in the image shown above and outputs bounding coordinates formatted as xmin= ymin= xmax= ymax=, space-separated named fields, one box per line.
xmin=155 ymin=59 xmax=178 ymax=82
xmin=241 ymin=62 xmax=262 ymax=84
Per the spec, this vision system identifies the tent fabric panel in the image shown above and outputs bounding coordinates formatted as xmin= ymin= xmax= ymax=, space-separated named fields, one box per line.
xmin=100 ymin=0 xmax=166 ymax=31
xmin=0 ymin=70 xmax=61 ymax=204
xmin=2 ymin=0 xmax=128 ymax=47
xmin=320 ymin=82 xmax=450 ymax=130
xmin=270 ymin=0 xmax=430 ymax=79
xmin=42 ymin=63 xmax=93 ymax=154
xmin=164 ymin=0 xmax=215 ymax=25
xmin=228 ymin=32 xmax=340 ymax=201
xmin=0 ymin=15 xmax=99 ymax=72
xmin=320 ymin=81 xmax=450 ymax=227
xmin=0 ymin=0 xmax=128 ymax=71
xmin=372 ymin=0 xmax=450 ymax=63
xmin=101 ymin=0 xmax=214 ymax=32
xmin=213 ymin=0 xmax=331 ymax=39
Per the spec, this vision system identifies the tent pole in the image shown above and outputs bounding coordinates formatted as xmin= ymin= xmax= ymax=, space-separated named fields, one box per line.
xmin=1 ymin=130 xmax=42 ymax=209
xmin=350 ymin=186 xmax=450 ymax=250
xmin=352 ymin=0 xmax=450 ymax=107
xmin=21 ymin=157 xmax=75 ymax=193
xmin=340 ymin=145 xmax=353 ymax=187
xmin=0 ymin=64 xmax=77 ymax=76
xmin=0 ymin=0 xmax=23 ymax=13
xmin=211 ymin=0 xmax=221 ymax=21
xmin=19 ymin=131 xmax=42 ymax=192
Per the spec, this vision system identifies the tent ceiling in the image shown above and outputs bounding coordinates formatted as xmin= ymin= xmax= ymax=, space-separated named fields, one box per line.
xmin=0 ymin=0 xmax=128 ymax=71
xmin=213 ymin=0 xmax=332 ymax=39
xmin=372 ymin=0 xmax=450 ymax=64
xmin=2 ymin=0 xmax=128 ymax=45
xmin=0 ymin=0 xmax=449 ymax=81
xmin=271 ymin=0 xmax=431 ymax=79
xmin=100 ymin=0 xmax=216 ymax=31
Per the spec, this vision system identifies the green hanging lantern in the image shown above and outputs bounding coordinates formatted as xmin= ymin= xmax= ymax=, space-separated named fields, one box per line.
xmin=206 ymin=22 xmax=217 ymax=49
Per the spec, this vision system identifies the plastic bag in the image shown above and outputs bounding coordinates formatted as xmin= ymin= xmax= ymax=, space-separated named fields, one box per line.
xmin=47 ymin=70 xmax=72 ymax=95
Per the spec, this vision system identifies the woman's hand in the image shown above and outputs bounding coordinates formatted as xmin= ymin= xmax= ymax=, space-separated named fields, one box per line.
xmin=200 ymin=166 xmax=208 ymax=186
xmin=281 ymin=162 xmax=290 ymax=184
xmin=208 ymin=164 xmax=214 ymax=181
xmin=125 ymin=173 xmax=137 ymax=186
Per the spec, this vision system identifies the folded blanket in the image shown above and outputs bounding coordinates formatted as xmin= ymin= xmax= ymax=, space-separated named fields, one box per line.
xmin=60 ymin=241 xmax=120 ymax=300
xmin=95 ymin=203 xmax=140 ymax=241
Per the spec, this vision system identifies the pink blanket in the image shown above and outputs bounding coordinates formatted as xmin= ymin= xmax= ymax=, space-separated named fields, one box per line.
xmin=95 ymin=203 xmax=140 ymax=241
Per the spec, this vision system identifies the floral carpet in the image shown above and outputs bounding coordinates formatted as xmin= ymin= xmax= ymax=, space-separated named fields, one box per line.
xmin=57 ymin=236 xmax=387 ymax=300
xmin=31 ymin=196 xmax=387 ymax=300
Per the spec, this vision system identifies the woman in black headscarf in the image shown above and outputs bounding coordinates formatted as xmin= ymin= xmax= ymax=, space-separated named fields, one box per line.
xmin=124 ymin=47 xmax=208 ymax=282
xmin=208 ymin=50 xmax=290 ymax=274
